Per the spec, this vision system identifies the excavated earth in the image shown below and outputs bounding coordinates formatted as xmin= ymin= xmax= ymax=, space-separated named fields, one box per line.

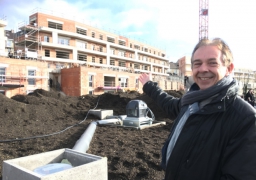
xmin=0 ymin=89 xmax=184 ymax=180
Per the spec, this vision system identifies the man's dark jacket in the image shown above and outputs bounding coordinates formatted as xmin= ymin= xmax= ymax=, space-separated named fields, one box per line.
xmin=143 ymin=81 xmax=256 ymax=180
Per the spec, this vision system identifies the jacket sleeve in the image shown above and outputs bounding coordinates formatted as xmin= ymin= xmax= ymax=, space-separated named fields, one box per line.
xmin=221 ymin=114 xmax=256 ymax=180
xmin=143 ymin=81 xmax=181 ymax=120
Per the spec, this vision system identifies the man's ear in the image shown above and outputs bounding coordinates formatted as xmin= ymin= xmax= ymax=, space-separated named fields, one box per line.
xmin=226 ymin=63 xmax=234 ymax=75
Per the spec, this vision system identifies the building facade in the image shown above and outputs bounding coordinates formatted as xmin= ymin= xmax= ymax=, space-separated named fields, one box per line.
xmin=0 ymin=18 xmax=8 ymax=56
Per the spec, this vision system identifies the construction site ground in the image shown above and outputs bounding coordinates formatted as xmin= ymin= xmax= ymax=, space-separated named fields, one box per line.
xmin=0 ymin=89 xmax=184 ymax=180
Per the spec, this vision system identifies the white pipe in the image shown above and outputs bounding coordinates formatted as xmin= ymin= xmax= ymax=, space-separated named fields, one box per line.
xmin=72 ymin=121 xmax=97 ymax=153
xmin=72 ymin=119 xmax=122 ymax=153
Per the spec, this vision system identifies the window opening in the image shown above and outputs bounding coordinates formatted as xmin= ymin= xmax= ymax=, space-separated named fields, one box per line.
xmin=48 ymin=21 xmax=62 ymax=30
xmin=92 ymin=57 xmax=95 ymax=63
xmin=45 ymin=50 xmax=50 ymax=57
xmin=56 ymin=51 xmax=69 ymax=59
xmin=76 ymin=28 xmax=87 ymax=35
xmin=107 ymin=37 xmax=115 ymax=43
xmin=89 ymin=75 xmax=93 ymax=87
xmin=0 ymin=67 xmax=6 ymax=83
xmin=78 ymin=54 xmax=87 ymax=61
xmin=28 ymin=69 xmax=36 ymax=85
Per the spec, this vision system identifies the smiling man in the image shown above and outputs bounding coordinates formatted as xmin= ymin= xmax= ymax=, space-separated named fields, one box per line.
xmin=139 ymin=38 xmax=256 ymax=180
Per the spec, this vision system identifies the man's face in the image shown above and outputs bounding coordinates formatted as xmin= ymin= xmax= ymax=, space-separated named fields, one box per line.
xmin=192 ymin=45 xmax=233 ymax=90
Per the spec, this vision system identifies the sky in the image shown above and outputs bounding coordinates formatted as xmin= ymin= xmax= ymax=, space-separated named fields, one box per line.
xmin=0 ymin=0 xmax=256 ymax=69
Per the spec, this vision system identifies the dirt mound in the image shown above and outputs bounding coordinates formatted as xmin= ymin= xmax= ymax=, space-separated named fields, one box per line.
xmin=0 ymin=89 xmax=183 ymax=180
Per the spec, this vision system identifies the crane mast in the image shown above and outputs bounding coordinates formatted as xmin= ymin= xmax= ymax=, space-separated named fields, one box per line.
xmin=199 ymin=0 xmax=209 ymax=40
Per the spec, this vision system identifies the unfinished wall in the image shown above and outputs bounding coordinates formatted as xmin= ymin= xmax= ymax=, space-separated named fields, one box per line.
xmin=0 ymin=57 xmax=49 ymax=98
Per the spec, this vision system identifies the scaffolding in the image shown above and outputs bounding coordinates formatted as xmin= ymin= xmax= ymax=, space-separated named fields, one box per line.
xmin=0 ymin=60 xmax=49 ymax=96
xmin=14 ymin=21 xmax=41 ymax=59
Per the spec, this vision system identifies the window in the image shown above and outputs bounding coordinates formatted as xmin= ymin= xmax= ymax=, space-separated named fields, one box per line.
xmin=89 ymin=90 xmax=93 ymax=95
xmin=77 ymin=54 xmax=87 ymax=61
xmin=107 ymin=37 xmax=115 ymax=43
xmin=76 ymin=28 xmax=87 ymax=35
xmin=130 ymin=63 xmax=132 ymax=67
xmin=77 ymin=41 xmax=87 ymax=49
xmin=118 ymin=50 xmax=125 ymax=57
xmin=110 ymin=59 xmax=115 ymax=66
xmin=28 ymin=70 xmax=36 ymax=85
xmin=55 ymin=63 xmax=65 ymax=69
xmin=58 ymin=37 xmax=69 ymax=45
xmin=119 ymin=77 xmax=127 ymax=87
xmin=134 ymin=64 xmax=140 ymax=69
xmin=0 ymin=67 xmax=6 ymax=83
xmin=110 ymin=48 xmax=115 ymax=55
xmin=134 ymin=45 xmax=140 ymax=50
xmin=142 ymin=47 xmax=144 ymax=51
xmin=92 ymin=32 xmax=95 ymax=38
xmin=6 ymin=40 xmax=13 ymax=48
xmin=143 ymin=56 xmax=148 ymax=61
xmin=92 ymin=57 xmax=95 ymax=63
xmin=89 ymin=75 xmax=93 ymax=87
xmin=56 ymin=51 xmax=69 ymax=59
xmin=119 ymin=40 xmax=126 ymax=46
xmin=144 ymin=48 xmax=148 ymax=52
xmin=135 ymin=78 xmax=139 ymax=88
xmin=99 ymin=46 xmax=103 ymax=52
xmin=99 ymin=35 xmax=103 ymax=40
xmin=44 ymin=36 xmax=49 ymax=42
xmin=48 ymin=21 xmax=62 ymax=30
xmin=142 ymin=65 xmax=148 ymax=70
xmin=130 ymin=43 xmax=132 ymax=48
xmin=118 ymin=61 xmax=126 ymax=67
xmin=45 ymin=50 xmax=50 ymax=57
xmin=99 ymin=58 xmax=103 ymax=64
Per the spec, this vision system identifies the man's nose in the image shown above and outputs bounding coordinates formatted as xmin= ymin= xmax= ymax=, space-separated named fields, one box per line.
xmin=198 ymin=63 xmax=208 ymax=72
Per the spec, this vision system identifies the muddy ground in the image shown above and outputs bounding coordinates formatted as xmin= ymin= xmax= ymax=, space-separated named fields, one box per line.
xmin=0 ymin=89 xmax=183 ymax=180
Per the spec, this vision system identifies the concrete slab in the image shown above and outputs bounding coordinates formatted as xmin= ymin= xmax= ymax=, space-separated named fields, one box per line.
xmin=98 ymin=120 xmax=166 ymax=130
xmin=90 ymin=109 xmax=113 ymax=119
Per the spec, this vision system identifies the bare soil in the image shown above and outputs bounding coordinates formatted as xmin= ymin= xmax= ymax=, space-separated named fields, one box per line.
xmin=0 ymin=89 xmax=183 ymax=180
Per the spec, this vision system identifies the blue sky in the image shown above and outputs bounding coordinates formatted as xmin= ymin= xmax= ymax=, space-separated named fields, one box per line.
xmin=1 ymin=0 xmax=256 ymax=69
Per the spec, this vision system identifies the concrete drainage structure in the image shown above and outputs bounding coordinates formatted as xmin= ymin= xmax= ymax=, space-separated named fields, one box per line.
xmin=2 ymin=149 xmax=107 ymax=180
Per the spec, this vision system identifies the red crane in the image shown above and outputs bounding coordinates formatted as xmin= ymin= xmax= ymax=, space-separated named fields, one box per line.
xmin=199 ymin=0 xmax=209 ymax=40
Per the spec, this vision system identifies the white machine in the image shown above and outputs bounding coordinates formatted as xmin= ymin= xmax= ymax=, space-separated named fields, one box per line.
xmin=122 ymin=100 xmax=155 ymax=128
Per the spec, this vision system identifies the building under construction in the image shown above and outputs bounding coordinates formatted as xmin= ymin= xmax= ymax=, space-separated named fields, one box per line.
xmin=1 ymin=9 xmax=184 ymax=97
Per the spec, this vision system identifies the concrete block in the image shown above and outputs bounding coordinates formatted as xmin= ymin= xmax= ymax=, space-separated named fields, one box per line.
xmin=2 ymin=148 xmax=107 ymax=180
xmin=90 ymin=109 xmax=113 ymax=119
